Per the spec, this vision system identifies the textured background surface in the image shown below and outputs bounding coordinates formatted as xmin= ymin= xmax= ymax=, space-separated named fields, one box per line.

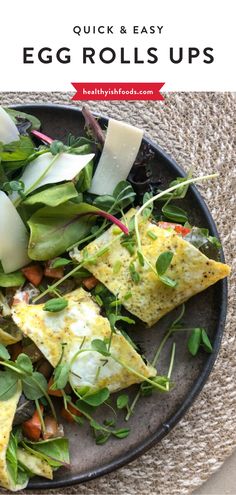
xmin=0 ymin=92 xmax=235 ymax=495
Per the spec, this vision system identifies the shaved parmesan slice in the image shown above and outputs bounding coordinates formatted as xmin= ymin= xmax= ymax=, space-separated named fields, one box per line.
xmin=0 ymin=192 xmax=30 ymax=273
xmin=0 ymin=106 xmax=19 ymax=144
xmin=89 ymin=118 xmax=143 ymax=195
xmin=11 ymin=151 xmax=94 ymax=201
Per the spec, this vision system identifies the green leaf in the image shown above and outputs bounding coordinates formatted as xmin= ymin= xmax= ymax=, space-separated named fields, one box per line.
xmin=23 ymin=182 xmax=79 ymax=207
xmin=43 ymin=298 xmax=68 ymax=313
xmin=22 ymin=372 xmax=47 ymax=400
xmin=159 ymin=274 xmax=177 ymax=288
xmin=52 ymin=258 xmax=71 ymax=268
xmin=112 ymin=428 xmax=130 ymax=439
xmin=52 ymin=363 xmax=70 ymax=389
xmin=50 ymin=140 xmax=65 ymax=155
xmin=0 ymin=371 xmax=19 ymax=400
xmin=5 ymin=108 xmax=41 ymax=131
xmin=188 ymin=328 xmax=202 ymax=356
xmin=23 ymin=437 xmax=70 ymax=467
xmin=91 ymin=339 xmax=110 ymax=357
xmin=0 ymin=266 xmax=25 ymax=288
xmin=201 ymin=329 xmax=213 ymax=353
xmin=28 ymin=202 xmax=98 ymax=260
xmin=0 ymin=343 xmax=10 ymax=360
xmin=75 ymin=399 xmax=96 ymax=416
xmin=6 ymin=433 xmax=18 ymax=484
xmin=113 ymin=181 xmax=136 ymax=208
xmin=95 ymin=432 xmax=111 ymax=445
xmin=1 ymin=136 xmax=35 ymax=171
xmin=2 ymin=180 xmax=25 ymax=194
xmin=16 ymin=354 xmax=33 ymax=374
xmin=90 ymin=419 xmax=102 ymax=431
xmin=129 ymin=262 xmax=140 ymax=284
xmin=103 ymin=418 xmax=116 ymax=427
xmin=82 ymin=388 xmax=110 ymax=407
xmin=76 ymin=161 xmax=93 ymax=192
xmin=93 ymin=195 xmax=114 ymax=211
xmin=162 ymin=204 xmax=188 ymax=223
xmin=137 ymin=250 xmax=145 ymax=266
xmin=142 ymin=192 xmax=153 ymax=219
xmin=116 ymin=394 xmax=129 ymax=409
xmin=156 ymin=251 xmax=174 ymax=276
xmin=93 ymin=181 xmax=135 ymax=213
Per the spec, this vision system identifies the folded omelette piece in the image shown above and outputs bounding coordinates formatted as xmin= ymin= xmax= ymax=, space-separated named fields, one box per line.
xmin=71 ymin=209 xmax=230 ymax=327
xmin=12 ymin=288 xmax=156 ymax=392
xmin=0 ymin=384 xmax=28 ymax=491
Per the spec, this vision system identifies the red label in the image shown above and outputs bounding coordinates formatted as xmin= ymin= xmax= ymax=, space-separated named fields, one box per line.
xmin=71 ymin=82 xmax=164 ymax=101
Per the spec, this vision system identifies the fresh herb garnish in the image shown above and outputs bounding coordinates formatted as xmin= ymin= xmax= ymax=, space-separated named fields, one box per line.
xmin=162 ymin=203 xmax=188 ymax=223
xmin=188 ymin=328 xmax=213 ymax=356
xmin=43 ymin=298 xmax=68 ymax=313
xmin=155 ymin=251 xmax=177 ymax=287
xmin=129 ymin=262 xmax=140 ymax=283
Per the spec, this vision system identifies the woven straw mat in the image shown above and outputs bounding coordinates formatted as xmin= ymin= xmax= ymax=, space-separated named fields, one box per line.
xmin=0 ymin=92 xmax=235 ymax=495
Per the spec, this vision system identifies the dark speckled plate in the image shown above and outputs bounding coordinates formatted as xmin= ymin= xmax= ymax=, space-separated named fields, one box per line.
xmin=12 ymin=104 xmax=227 ymax=490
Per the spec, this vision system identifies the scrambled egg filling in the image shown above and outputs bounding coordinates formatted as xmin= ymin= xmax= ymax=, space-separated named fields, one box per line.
xmin=12 ymin=288 xmax=156 ymax=392
xmin=71 ymin=209 xmax=230 ymax=326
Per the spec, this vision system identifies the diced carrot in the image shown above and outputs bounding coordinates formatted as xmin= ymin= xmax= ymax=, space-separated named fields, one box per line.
xmin=22 ymin=406 xmax=43 ymax=441
xmin=10 ymin=342 xmax=23 ymax=361
xmin=48 ymin=377 xmax=63 ymax=397
xmin=82 ymin=276 xmax=98 ymax=290
xmin=22 ymin=264 xmax=43 ymax=287
xmin=61 ymin=403 xmax=82 ymax=423
xmin=44 ymin=266 xmax=64 ymax=279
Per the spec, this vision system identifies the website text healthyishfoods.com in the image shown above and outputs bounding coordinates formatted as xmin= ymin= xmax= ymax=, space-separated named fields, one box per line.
xmin=72 ymin=83 xmax=164 ymax=100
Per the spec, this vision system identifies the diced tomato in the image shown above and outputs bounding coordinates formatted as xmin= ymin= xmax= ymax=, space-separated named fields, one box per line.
xmin=61 ymin=403 xmax=82 ymax=423
xmin=21 ymin=264 xmax=43 ymax=287
xmin=82 ymin=276 xmax=98 ymax=290
xmin=173 ymin=225 xmax=191 ymax=236
xmin=47 ymin=377 xmax=63 ymax=397
xmin=158 ymin=221 xmax=191 ymax=237
xmin=22 ymin=406 xmax=43 ymax=441
xmin=44 ymin=265 xmax=64 ymax=279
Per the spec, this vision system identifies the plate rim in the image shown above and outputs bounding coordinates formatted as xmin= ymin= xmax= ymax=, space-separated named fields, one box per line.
xmin=10 ymin=103 xmax=228 ymax=489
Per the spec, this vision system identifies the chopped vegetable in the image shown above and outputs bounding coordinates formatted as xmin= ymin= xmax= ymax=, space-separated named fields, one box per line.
xmin=82 ymin=276 xmax=98 ymax=290
xmin=22 ymin=407 xmax=43 ymax=441
xmin=22 ymin=265 xmax=43 ymax=287
xmin=44 ymin=265 xmax=64 ymax=280
xmin=158 ymin=221 xmax=191 ymax=236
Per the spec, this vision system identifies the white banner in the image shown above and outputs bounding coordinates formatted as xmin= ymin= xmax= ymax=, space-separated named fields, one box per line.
xmin=0 ymin=0 xmax=235 ymax=91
